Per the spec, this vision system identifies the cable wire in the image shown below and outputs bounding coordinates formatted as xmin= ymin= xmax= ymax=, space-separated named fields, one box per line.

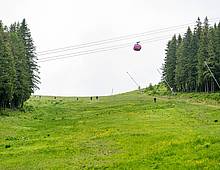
xmin=38 ymin=36 xmax=172 ymax=63
xmin=37 ymin=18 xmax=220 ymax=63
xmin=38 ymin=34 xmax=173 ymax=61
xmin=37 ymin=22 xmax=197 ymax=55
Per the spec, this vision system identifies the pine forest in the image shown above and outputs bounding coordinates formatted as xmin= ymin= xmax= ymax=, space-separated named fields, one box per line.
xmin=163 ymin=17 xmax=220 ymax=93
xmin=0 ymin=19 xmax=39 ymax=109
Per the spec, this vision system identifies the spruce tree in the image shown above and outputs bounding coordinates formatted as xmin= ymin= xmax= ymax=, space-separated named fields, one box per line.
xmin=163 ymin=35 xmax=177 ymax=91
xmin=190 ymin=17 xmax=202 ymax=91
xmin=215 ymin=22 xmax=220 ymax=89
xmin=205 ymin=25 xmax=220 ymax=91
xmin=183 ymin=27 xmax=194 ymax=92
xmin=175 ymin=36 xmax=188 ymax=91
xmin=19 ymin=19 xmax=40 ymax=99
xmin=9 ymin=23 xmax=30 ymax=107
xmin=0 ymin=22 xmax=16 ymax=108
xmin=174 ymin=34 xmax=183 ymax=91
xmin=163 ymin=17 xmax=220 ymax=93
xmin=197 ymin=17 xmax=209 ymax=92
xmin=0 ymin=19 xmax=40 ymax=109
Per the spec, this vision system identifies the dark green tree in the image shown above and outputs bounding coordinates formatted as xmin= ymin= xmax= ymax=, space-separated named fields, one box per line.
xmin=214 ymin=22 xmax=220 ymax=90
xmin=197 ymin=17 xmax=209 ymax=92
xmin=182 ymin=27 xmax=194 ymax=91
xmin=190 ymin=17 xmax=202 ymax=91
xmin=204 ymin=24 xmax=220 ymax=92
xmin=0 ymin=22 xmax=16 ymax=108
xmin=9 ymin=23 xmax=30 ymax=107
xmin=174 ymin=34 xmax=184 ymax=91
xmin=19 ymin=19 xmax=40 ymax=99
xmin=163 ymin=17 xmax=220 ymax=93
xmin=163 ymin=35 xmax=177 ymax=91
xmin=0 ymin=19 xmax=40 ymax=109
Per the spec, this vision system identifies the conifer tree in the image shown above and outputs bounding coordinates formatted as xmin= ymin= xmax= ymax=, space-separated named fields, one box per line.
xmin=175 ymin=32 xmax=192 ymax=92
xmin=190 ymin=18 xmax=202 ymax=91
xmin=215 ymin=22 xmax=220 ymax=89
xmin=197 ymin=17 xmax=209 ymax=92
xmin=19 ymin=19 xmax=40 ymax=98
xmin=9 ymin=23 xmax=29 ymax=107
xmin=183 ymin=27 xmax=194 ymax=91
xmin=163 ymin=17 xmax=220 ymax=93
xmin=163 ymin=35 xmax=177 ymax=91
xmin=0 ymin=19 xmax=40 ymax=109
xmin=175 ymin=34 xmax=184 ymax=91
xmin=0 ymin=22 xmax=16 ymax=108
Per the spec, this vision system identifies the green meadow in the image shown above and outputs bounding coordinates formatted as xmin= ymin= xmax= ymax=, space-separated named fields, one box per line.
xmin=0 ymin=92 xmax=220 ymax=169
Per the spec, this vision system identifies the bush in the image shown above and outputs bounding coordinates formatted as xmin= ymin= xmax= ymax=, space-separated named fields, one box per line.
xmin=145 ymin=82 xmax=170 ymax=95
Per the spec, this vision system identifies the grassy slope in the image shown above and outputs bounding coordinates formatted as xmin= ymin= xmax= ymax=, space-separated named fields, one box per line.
xmin=0 ymin=92 xmax=220 ymax=169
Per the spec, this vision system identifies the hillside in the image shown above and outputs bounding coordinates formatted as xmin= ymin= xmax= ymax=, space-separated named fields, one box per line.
xmin=0 ymin=92 xmax=220 ymax=169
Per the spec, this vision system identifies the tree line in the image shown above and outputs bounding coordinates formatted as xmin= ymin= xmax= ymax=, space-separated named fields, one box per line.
xmin=0 ymin=19 xmax=39 ymax=109
xmin=163 ymin=17 xmax=220 ymax=93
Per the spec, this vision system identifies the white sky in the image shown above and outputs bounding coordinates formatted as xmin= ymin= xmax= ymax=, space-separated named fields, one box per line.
xmin=1 ymin=0 xmax=220 ymax=96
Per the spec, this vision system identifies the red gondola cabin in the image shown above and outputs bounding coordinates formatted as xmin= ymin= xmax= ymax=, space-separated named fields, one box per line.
xmin=133 ymin=42 xmax=141 ymax=51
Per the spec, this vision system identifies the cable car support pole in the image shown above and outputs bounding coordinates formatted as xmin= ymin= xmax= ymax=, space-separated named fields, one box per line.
xmin=157 ymin=69 xmax=174 ymax=93
xmin=126 ymin=72 xmax=141 ymax=91
xmin=204 ymin=61 xmax=220 ymax=89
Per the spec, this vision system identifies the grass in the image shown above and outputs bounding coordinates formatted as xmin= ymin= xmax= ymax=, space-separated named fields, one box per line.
xmin=0 ymin=92 xmax=220 ymax=169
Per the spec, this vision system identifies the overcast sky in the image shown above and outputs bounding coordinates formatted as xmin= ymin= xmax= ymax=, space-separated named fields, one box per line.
xmin=1 ymin=0 xmax=220 ymax=96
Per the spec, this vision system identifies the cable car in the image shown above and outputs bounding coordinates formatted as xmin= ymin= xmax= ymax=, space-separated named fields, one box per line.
xmin=133 ymin=41 xmax=141 ymax=51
